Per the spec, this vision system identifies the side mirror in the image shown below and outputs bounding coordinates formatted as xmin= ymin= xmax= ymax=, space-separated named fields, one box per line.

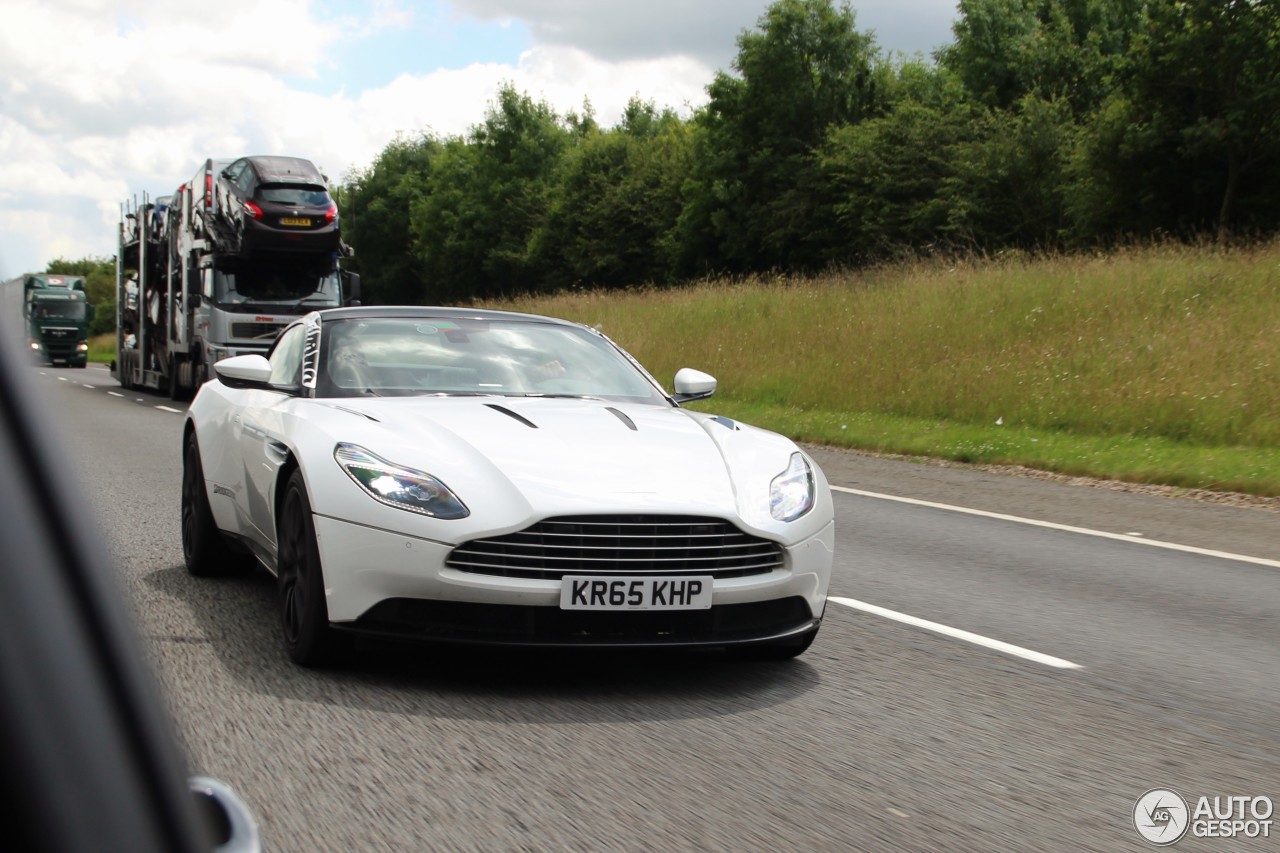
xmin=672 ymin=368 xmax=716 ymax=404
xmin=213 ymin=354 xmax=271 ymax=386
xmin=189 ymin=776 xmax=261 ymax=853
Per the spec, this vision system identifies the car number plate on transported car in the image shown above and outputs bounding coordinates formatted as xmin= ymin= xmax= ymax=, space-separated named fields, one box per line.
xmin=280 ymin=217 xmax=311 ymax=227
xmin=560 ymin=575 xmax=713 ymax=611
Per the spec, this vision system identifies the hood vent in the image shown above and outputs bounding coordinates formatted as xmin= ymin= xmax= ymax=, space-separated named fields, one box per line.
xmin=604 ymin=407 xmax=637 ymax=431
xmin=329 ymin=405 xmax=380 ymax=422
xmin=485 ymin=403 xmax=538 ymax=429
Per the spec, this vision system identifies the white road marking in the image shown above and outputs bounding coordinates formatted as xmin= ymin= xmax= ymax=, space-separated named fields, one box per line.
xmin=57 ymin=376 xmax=68 ymax=381
xmin=828 ymin=596 xmax=1083 ymax=669
xmin=156 ymin=405 xmax=183 ymax=414
xmin=108 ymin=391 xmax=123 ymax=398
xmin=830 ymin=485 xmax=1280 ymax=569
xmin=82 ymin=384 xmax=93 ymax=388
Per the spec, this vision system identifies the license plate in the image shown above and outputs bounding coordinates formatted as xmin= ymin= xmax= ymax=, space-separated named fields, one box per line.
xmin=280 ymin=216 xmax=311 ymax=227
xmin=560 ymin=575 xmax=713 ymax=611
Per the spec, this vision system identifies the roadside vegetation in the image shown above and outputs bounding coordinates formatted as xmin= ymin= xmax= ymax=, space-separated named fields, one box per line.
xmin=88 ymin=334 xmax=115 ymax=363
xmin=488 ymin=244 xmax=1280 ymax=496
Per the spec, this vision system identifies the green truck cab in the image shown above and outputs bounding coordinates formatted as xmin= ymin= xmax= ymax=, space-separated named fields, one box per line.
xmin=23 ymin=274 xmax=93 ymax=367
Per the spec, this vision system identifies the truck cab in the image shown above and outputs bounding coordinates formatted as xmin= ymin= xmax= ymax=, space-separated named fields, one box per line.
xmin=24 ymin=275 xmax=92 ymax=367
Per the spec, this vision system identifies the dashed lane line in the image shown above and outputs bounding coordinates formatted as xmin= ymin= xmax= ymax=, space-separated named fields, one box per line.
xmin=828 ymin=596 xmax=1083 ymax=669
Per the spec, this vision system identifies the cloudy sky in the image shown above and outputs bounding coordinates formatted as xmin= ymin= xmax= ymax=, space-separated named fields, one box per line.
xmin=0 ymin=0 xmax=959 ymax=281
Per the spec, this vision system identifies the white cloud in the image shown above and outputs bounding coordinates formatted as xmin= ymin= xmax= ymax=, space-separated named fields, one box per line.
xmin=451 ymin=0 xmax=770 ymax=67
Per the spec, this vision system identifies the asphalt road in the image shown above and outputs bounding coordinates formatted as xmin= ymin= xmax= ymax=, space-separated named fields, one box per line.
xmin=31 ymin=363 xmax=1280 ymax=851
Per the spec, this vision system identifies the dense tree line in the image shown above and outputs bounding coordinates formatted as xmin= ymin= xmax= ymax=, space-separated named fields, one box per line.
xmin=337 ymin=0 xmax=1280 ymax=304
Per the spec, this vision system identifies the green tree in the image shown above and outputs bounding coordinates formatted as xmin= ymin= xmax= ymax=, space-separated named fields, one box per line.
xmin=945 ymin=95 xmax=1076 ymax=248
xmin=942 ymin=0 xmax=1142 ymax=115
xmin=821 ymin=63 xmax=976 ymax=258
xmin=678 ymin=0 xmax=883 ymax=273
xmin=535 ymin=99 xmax=693 ymax=289
xmin=1127 ymin=0 xmax=1280 ymax=242
xmin=338 ymin=134 xmax=442 ymax=305
xmin=410 ymin=85 xmax=573 ymax=300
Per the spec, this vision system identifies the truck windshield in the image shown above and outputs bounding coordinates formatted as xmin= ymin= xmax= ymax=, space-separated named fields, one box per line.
xmin=214 ymin=264 xmax=341 ymax=312
xmin=34 ymin=301 xmax=87 ymax=320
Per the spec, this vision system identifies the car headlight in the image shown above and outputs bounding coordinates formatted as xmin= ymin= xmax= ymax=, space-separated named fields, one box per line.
xmin=29 ymin=341 xmax=41 ymax=351
xmin=334 ymin=443 xmax=469 ymax=519
xmin=770 ymin=452 xmax=814 ymax=522
xmin=77 ymin=342 xmax=89 ymax=352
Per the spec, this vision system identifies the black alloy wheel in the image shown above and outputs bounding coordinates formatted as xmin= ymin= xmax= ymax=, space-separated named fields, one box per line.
xmin=277 ymin=469 xmax=342 ymax=666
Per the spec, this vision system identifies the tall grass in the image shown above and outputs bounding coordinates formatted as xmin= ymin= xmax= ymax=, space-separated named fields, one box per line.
xmin=492 ymin=244 xmax=1280 ymax=450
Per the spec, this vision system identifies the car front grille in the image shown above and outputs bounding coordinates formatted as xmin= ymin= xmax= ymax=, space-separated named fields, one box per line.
xmin=446 ymin=515 xmax=785 ymax=580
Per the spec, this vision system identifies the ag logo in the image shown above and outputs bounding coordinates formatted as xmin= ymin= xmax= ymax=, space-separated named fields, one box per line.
xmin=1134 ymin=788 xmax=1190 ymax=845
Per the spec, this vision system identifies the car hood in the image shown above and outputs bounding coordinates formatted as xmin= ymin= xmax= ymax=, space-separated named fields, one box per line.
xmin=311 ymin=396 xmax=804 ymax=537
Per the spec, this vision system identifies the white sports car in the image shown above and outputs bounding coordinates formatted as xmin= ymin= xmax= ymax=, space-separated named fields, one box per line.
xmin=182 ymin=306 xmax=834 ymax=665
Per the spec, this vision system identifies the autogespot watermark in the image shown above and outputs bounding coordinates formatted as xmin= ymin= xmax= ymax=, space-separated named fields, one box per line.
xmin=1134 ymin=788 xmax=1273 ymax=845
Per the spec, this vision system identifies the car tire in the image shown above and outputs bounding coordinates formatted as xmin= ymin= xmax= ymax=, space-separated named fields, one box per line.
xmin=728 ymin=627 xmax=818 ymax=661
xmin=181 ymin=432 xmax=237 ymax=577
xmin=277 ymin=469 xmax=342 ymax=667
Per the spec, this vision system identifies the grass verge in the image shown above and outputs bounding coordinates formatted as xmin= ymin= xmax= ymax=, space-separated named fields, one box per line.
xmin=88 ymin=333 xmax=115 ymax=363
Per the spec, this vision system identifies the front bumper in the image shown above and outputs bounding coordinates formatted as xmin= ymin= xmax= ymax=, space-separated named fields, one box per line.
xmin=243 ymin=219 xmax=340 ymax=255
xmin=31 ymin=341 xmax=87 ymax=366
xmin=313 ymin=514 xmax=834 ymax=647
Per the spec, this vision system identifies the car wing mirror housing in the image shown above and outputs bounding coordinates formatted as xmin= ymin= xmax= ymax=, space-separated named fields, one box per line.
xmin=672 ymin=367 xmax=716 ymax=404
xmin=213 ymin=354 xmax=272 ymax=388
xmin=189 ymin=776 xmax=261 ymax=853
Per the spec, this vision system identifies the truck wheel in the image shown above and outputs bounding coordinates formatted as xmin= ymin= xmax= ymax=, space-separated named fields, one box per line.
xmin=168 ymin=356 xmax=182 ymax=401
xmin=277 ymin=469 xmax=344 ymax=666
xmin=181 ymin=432 xmax=236 ymax=576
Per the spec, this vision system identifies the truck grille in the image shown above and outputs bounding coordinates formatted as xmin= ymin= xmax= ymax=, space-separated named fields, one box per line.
xmin=447 ymin=515 xmax=785 ymax=580
xmin=231 ymin=322 xmax=284 ymax=341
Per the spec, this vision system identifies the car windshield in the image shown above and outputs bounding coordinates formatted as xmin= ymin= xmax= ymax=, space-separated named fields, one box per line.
xmin=215 ymin=263 xmax=341 ymax=311
xmin=257 ymin=184 xmax=331 ymax=207
xmin=316 ymin=316 xmax=670 ymax=403
xmin=34 ymin=300 xmax=86 ymax=320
